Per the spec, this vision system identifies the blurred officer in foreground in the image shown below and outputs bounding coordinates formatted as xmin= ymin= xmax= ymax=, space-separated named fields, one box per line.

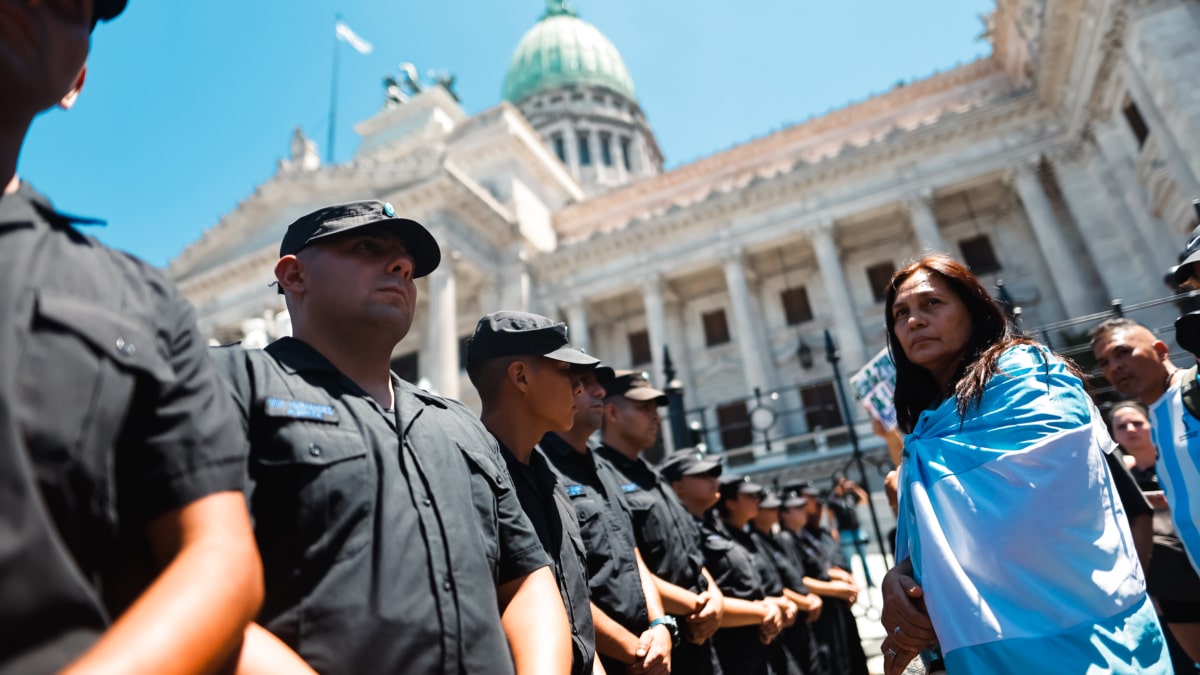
xmin=540 ymin=364 xmax=675 ymax=674
xmin=0 ymin=1 xmax=264 ymax=672
xmin=466 ymin=311 xmax=602 ymax=675
xmin=211 ymin=207 xmax=567 ymax=674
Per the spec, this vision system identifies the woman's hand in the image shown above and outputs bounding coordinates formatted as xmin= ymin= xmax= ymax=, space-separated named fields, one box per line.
xmin=879 ymin=560 xmax=937 ymax=675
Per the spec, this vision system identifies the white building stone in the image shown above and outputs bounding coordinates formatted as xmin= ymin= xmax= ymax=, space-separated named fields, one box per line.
xmin=170 ymin=0 xmax=1200 ymax=477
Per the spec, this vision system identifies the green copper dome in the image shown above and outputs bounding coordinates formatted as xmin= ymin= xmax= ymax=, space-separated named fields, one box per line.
xmin=503 ymin=1 xmax=637 ymax=105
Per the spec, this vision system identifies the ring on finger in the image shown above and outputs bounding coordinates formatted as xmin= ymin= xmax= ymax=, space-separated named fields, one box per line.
xmin=885 ymin=648 xmax=898 ymax=658
xmin=894 ymin=626 xmax=903 ymax=637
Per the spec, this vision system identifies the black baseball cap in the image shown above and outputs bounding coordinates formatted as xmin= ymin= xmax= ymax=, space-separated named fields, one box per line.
xmin=466 ymin=311 xmax=600 ymax=368
xmin=604 ymin=370 xmax=668 ymax=405
xmin=279 ymin=200 xmax=441 ymax=278
xmin=1176 ymin=222 xmax=1200 ymax=287
xmin=660 ymin=448 xmax=722 ymax=482
xmin=719 ymin=475 xmax=764 ymax=502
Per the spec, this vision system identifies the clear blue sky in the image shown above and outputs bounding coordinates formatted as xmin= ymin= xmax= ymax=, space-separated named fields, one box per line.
xmin=20 ymin=0 xmax=994 ymax=267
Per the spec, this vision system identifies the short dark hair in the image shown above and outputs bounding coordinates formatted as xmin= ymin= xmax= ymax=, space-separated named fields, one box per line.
xmin=1088 ymin=317 xmax=1145 ymax=349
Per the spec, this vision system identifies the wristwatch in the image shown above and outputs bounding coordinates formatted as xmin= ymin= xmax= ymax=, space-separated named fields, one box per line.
xmin=648 ymin=615 xmax=679 ymax=646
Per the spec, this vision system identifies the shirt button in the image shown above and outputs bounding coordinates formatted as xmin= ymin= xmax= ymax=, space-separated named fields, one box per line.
xmin=114 ymin=337 xmax=136 ymax=356
xmin=442 ymin=580 xmax=453 ymax=591
xmin=308 ymin=443 xmax=321 ymax=457
xmin=422 ymin=498 xmax=432 ymax=507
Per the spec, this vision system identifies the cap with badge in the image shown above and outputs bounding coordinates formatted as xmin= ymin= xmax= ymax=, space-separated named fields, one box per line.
xmin=604 ymin=370 xmax=669 ymax=406
xmin=466 ymin=311 xmax=600 ymax=369
xmin=718 ymin=474 xmax=764 ymax=502
xmin=660 ymin=448 xmax=723 ymax=482
xmin=279 ymin=200 xmax=441 ymax=278
xmin=781 ymin=492 xmax=809 ymax=509
xmin=758 ymin=489 xmax=782 ymax=510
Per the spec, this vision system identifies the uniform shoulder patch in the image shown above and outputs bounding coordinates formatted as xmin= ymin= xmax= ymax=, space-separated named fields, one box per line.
xmin=620 ymin=482 xmax=640 ymax=493
xmin=263 ymin=397 xmax=339 ymax=423
xmin=565 ymin=484 xmax=586 ymax=497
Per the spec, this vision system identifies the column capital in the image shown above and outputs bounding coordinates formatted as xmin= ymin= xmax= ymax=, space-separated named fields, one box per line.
xmin=1012 ymin=154 xmax=1044 ymax=178
xmin=903 ymin=187 xmax=936 ymax=210
xmin=808 ymin=216 xmax=837 ymax=238
xmin=719 ymin=245 xmax=747 ymax=268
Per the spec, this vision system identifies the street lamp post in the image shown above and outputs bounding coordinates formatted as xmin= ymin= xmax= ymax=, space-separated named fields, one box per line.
xmin=824 ymin=329 xmax=891 ymax=571
xmin=662 ymin=346 xmax=688 ymax=453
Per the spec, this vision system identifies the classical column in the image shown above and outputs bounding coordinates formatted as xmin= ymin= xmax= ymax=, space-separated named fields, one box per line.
xmin=1122 ymin=61 xmax=1200 ymax=199
xmin=588 ymin=128 xmax=606 ymax=183
xmin=498 ymin=244 xmax=530 ymax=312
xmin=809 ymin=220 xmax=867 ymax=371
xmin=722 ymin=250 xmax=772 ymax=395
xmin=562 ymin=125 xmax=581 ymax=177
xmin=564 ymin=299 xmax=591 ymax=355
xmin=424 ymin=252 xmax=459 ymax=399
xmin=1093 ymin=127 xmax=1179 ymax=275
xmin=905 ymin=189 xmax=945 ymax=253
xmin=640 ymin=276 xmax=668 ymax=389
xmin=640 ymin=276 xmax=674 ymax=453
xmin=1010 ymin=158 xmax=1095 ymax=314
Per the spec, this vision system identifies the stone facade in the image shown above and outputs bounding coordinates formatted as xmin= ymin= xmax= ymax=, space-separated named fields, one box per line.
xmin=169 ymin=0 xmax=1200 ymax=481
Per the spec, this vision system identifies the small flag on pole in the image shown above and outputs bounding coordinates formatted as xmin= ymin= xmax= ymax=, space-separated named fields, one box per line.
xmin=335 ymin=21 xmax=373 ymax=54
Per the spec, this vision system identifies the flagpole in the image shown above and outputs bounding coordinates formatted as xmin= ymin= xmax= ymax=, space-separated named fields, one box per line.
xmin=327 ymin=13 xmax=341 ymax=164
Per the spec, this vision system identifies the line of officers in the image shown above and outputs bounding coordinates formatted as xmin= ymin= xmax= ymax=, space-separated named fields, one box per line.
xmin=5 ymin=182 xmax=873 ymax=674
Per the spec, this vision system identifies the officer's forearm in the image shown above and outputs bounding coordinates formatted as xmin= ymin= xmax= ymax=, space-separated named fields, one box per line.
xmin=634 ymin=549 xmax=666 ymax=620
xmin=62 ymin=492 xmax=263 ymax=675
xmin=718 ymin=597 xmax=772 ymax=628
xmin=233 ymin=624 xmax=317 ymax=674
xmin=592 ymin=603 xmax=641 ymax=664
xmin=652 ymin=575 xmax=702 ymax=615
xmin=500 ymin=566 xmax=572 ymax=675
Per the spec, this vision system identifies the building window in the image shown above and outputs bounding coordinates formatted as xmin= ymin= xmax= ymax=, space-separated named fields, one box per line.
xmin=551 ymin=133 xmax=566 ymax=163
xmin=800 ymin=382 xmax=843 ymax=430
xmin=959 ymin=235 xmax=1002 ymax=275
xmin=866 ymin=262 xmax=896 ymax=303
xmin=600 ymin=132 xmax=613 ymax=167
xmin=391 ymin=352 xmax=419 ymax=384
xmin=628 ymin=329 xmax=651 ymax=365
xmin=620 ymin=137 xmax=632 ymax=171
xmin=702 ymin=309 xmax=731 ymax=347
xmin=716 ymin=401 xmax=753 ymax=450
xmin=578 ymin=132 xmax=592 ymax=166
xmin=781 ymin=286 xmax=813 ymax=325
xmin=1123 ymin=99 xmax=1150 ymax=149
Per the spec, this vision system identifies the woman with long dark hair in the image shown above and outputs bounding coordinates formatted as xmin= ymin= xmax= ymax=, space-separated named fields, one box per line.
xmin=876 ymin=254 xmax=1168 ymax=674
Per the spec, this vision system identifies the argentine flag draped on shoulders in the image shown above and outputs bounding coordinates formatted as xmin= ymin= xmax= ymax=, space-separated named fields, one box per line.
xmin=1148 ymin=377 xmax=1200 ymax=575
xmin=895 ymin=344 xmax=1168 ymax=674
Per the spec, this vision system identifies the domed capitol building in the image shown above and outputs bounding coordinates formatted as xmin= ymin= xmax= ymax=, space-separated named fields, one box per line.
xmin=170 ymin=0 xmax=1200 ymax=478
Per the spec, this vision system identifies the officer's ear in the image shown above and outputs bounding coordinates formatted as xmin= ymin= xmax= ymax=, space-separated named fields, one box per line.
xmin=507 ymin=359 xmax=531 ymax=393
xmin=59 ymin=66 xmax=87 ymax=110
xmin=275 ymin=255 xmax=305 ymax=297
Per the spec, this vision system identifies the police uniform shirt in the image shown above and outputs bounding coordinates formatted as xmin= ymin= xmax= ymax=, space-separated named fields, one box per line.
xmin=792 ymin=525 xmax=870 ymax=675
xmin=539 ymin=434 xmax=650 ymax=637
xmin=596 ymin=444 xmax=709 ymax=593
xmin=697 ymin=513 xmax=778 ymax=675
xmin=211 ymin=338 xmax=549 ymax=675
xmin=499 ymin=440 xmax=597 ymax=675
xmin=597 ymin=444 xmax=724 ymax=675
xmin=751 ymin=526 xmax=829 ymax=675
xmin=0 ymin=183 xmax=247 ymax=673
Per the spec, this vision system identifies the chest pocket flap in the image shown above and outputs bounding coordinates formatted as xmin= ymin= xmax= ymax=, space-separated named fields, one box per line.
xmin=36 ymin=291 xmax=174 ymax=384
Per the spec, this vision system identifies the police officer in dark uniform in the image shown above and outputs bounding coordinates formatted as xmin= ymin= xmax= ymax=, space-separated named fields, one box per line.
xmin=666 ymin=453 xmax=789 ymax=675
xmin=540 ymin=365 xmax=675 ymax=674
xmin=599 ymin=374 xmax=726 ymax=674
xmin=466 ymin=311 xmax=606 ymax=675
xmin=0 ymin=2 xmax=265 ymax=673
xmin=751 ymin=492 xmax=829 ymax=675
xmin=210 ymin=205 xmax=567 ymax=674
xmin=785 ymin=489 xmax=869 ymax=675
xmin=714 ymin=476 xmax=803 ymax=675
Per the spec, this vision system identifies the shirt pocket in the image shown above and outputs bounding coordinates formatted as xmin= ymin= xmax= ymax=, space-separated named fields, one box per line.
xmin=458 ymin=443 xmax=504 ymax=582
xmin=249 ymin=423 xmax=372 ymax=566
xmin=21 ymin=291 xmax=176 ymax=529
xmin=624 ymin=491 xmax=669 ymax=563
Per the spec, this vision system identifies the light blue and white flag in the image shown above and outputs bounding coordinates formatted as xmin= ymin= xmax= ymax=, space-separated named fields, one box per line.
xmin=896 ymin=344 xmax=1167 ymax=674
xmin=1148 ymin=379 xmax=1200 ymax=575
